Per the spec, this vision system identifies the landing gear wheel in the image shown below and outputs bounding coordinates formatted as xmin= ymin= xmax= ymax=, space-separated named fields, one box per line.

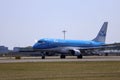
xmin=60 ymin=55 xmax=66 ymax=59
xmin=42 ymin=56 xmax=45 ymax=59
xmin=77 ymin=55 xmax=83 ymax=59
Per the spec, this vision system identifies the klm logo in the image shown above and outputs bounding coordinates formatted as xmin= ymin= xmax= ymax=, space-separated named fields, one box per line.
xmin=99 ymin=31 xmax=106 ymax=36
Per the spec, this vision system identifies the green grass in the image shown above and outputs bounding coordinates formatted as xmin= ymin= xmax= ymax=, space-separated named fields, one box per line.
xmin=0 ymin=61 xmax=120 ymax=80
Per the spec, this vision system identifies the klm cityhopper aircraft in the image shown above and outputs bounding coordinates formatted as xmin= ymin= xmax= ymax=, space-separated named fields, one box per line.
xmin=33 ymin=22 xmax=108 ymax=59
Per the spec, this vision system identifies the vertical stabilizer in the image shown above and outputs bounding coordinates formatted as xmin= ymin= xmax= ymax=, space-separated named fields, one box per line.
xmin=92 ymin=22 xmax=108 ymax=43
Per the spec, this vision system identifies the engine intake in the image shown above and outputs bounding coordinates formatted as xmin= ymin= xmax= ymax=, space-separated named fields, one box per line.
xmin=69 ymin=49 xmax=81 ymax=56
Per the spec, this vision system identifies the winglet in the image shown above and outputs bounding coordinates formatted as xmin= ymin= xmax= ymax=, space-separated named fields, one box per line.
xmin=92 ymin=22 xmax=108 ymax=43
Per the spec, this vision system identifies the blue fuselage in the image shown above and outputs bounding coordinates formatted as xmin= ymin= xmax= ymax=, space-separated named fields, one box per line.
xmin=33 ymin=38 xmax=104 ymax=49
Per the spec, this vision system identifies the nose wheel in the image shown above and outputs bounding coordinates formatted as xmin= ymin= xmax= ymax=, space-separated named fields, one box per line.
xmin=60 ymin=55 xmax=66 ymax=59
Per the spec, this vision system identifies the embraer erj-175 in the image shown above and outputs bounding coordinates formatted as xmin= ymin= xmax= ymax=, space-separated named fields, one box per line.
xmin=33 ymin=22 xmax=108 ymax=59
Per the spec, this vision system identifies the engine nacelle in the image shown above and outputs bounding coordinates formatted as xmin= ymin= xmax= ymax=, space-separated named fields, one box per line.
xmin=69 ymin=49 xmax=81 ymax=56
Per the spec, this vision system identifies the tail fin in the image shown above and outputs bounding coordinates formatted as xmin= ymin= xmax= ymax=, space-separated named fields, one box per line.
xmin=92 ymin=22 xmax=108 ymax=43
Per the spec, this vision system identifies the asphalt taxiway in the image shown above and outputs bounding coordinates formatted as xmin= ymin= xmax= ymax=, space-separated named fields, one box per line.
xmin=0 ymin=56 xmax=120 ymax=63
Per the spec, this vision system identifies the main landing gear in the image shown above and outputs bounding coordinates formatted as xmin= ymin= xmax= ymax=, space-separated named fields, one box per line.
xmin=41 ymin=54 xmax=83 ymax=59
xmin=60 ymin=55 xmax=83 ymax=59
xmin=41 ymin=56 xmax=45 ymax=59
xmin=77 ymin=54 xmax=83 ymax=59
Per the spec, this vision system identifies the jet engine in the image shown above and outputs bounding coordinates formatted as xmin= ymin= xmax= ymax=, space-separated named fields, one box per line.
xmin=69 ymin=49 xmax=83 ymax=59
xmin=69 ymin=49 xmax=81 ymax=56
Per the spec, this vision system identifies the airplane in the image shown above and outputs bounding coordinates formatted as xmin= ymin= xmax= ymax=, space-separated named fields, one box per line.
xmin=33 ymin=22 xmax=108 ymax=59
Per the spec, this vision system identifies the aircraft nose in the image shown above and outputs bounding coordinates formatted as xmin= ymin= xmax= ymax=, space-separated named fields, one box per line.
xmin=33 ymin=42 xmax=48 ymax=49
xmin=33 ymin=43 xmax=39 ymax=49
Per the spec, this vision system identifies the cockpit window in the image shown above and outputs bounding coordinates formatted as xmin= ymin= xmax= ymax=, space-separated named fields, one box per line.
xmin=38 ymin=41 xmax=46 ymax=44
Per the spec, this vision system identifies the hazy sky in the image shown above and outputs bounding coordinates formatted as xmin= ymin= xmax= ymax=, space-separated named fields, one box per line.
xmin=0 ymin=0 xmax=120 ymax=49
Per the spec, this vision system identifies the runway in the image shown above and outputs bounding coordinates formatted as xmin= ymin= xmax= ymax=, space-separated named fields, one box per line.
xmin=0 ymin=56 xmax=120 ymax=63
